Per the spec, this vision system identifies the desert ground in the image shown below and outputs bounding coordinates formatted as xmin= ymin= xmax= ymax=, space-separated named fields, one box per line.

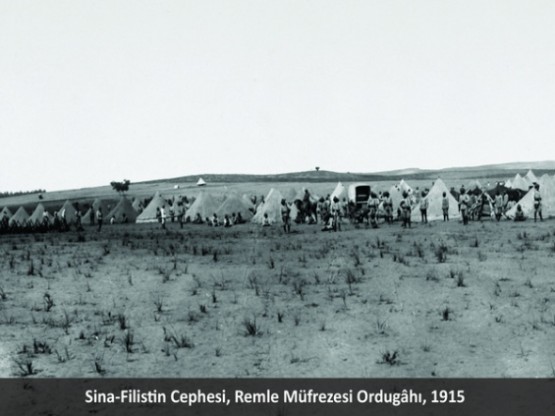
xmin=1 ymin=214 xmax=554 ymax=378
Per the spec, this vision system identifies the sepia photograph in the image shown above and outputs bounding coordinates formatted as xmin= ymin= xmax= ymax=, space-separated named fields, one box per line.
xmin=1 ymin=0 xmax=555 ymax=385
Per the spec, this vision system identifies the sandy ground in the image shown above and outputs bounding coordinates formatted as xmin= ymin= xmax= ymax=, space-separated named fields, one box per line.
xmin=0 ymin=217 xmax=554 ymax=378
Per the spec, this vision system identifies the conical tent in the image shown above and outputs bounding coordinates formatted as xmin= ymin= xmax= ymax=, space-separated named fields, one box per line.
xmin=331 ymin=182 xmax=347 ymax=201
xmin=411 ymin=178 xmax=460 ymax=222
xmin=28 ymin=203 xmax=52 ymax=225
xmin=511 ymin=174 xmax=531 ymax=191
xmin=252 ymin=189 xmax=284 ymax=224
xmin=525 ymin=170 xmax=538 ymax=184
xmin=505 ymin=179 xmax=512 ymax=188
xmin=467 ymin=179 xmax=482 ymax=190
xmin=196 ymin=178 xmax=206 ymax=186
xmin=0 ymin=206 xmax=13 ymax=220
xmin=216 ymin=194 xmax=253 ymax=220
xmin=9 ymin=206 xmax=30 ymax=226
xmin=84 ymin=198 xmax=110 ymax=221
xmin=506 ymin=180 xmax=555 ymax=219
xmin=107 ymin=197 xmax=138 ymax=223
xmin=136 ymin=191 xmax=169 ymax=223
xmin=185 ymin=192 xmax=220 ymax=221
xmin=58 ymin=200 xmax=78 ymax=223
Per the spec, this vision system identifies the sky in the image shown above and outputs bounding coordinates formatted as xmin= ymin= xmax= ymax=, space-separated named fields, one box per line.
xmin=1 ymin=0 xmax=555 ymax=192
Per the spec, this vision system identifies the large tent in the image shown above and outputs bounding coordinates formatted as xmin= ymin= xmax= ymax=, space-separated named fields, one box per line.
xmin=506 ymin=180 xmax=555 ymax=219
xmin=107 ymin=197 xmax=138 ymax=223
xmin=58 ymin=200 xmax=78 ymax=223
xmin=9 ymin=206 xmax=30 ymax=226
xmin=252 ymin=189 xmax=284 ymax=224
xmin=411 ymin=178 xmax=461 ymax=222
xmin=0 ymin=206 xmax=13 ymax=221
xmin=215 ymin=194 xmax=253 ymax=220
xmin=185 ymin=192 xmax=220 ymax=221
xmin=28 ymin=203 xmax=53 ymax=225
xmin=196 ymin=178 xmax=206 ymax=187
xmin=136 ymin=191 xmax=169 ymax=223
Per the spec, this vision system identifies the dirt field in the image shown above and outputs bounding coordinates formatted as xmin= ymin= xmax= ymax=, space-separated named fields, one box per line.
xmin=1 ymin=217 xmax=554 ymax=378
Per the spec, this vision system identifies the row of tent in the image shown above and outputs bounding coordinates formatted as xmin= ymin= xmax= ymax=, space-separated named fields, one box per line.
xmin=3 ymin=171 xmax=555 ymax=227
xmin=504 ymin=170 xmax=553 ymax=192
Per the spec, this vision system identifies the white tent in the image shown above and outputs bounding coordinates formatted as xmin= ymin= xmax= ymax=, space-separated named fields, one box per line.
xmin=525 ymin=169 xmax=539 ymax=185
xmin=330 ymin=182 xmax=347 ymax=201
xmin=28 ymin=203 xmax=52 ymax=225
xmin=511 ymin=174 xmax=531 ymax=192
xmin=196 ymin=178 xmax=206 ymax=187
xmin=107 ymin=197 xmax=138 ymax=223
xmin=216 ymin=194 xmax=253 ymax=220
xmin=411 ymin=178 xmax=460 ymax=222
xmin=252 ymin=189 xmax=284 ymax=224
xmin=58 ymin=200 xmax=78 ymax=223
xmin=136 ymin=191 xmax=169 ymax=223
xmin=0 ymin=206 xmax=13 ymax=220
xmin=9 ymin=206 xmax=30 ymax=226
xmin=399 ymin=179 xmax=413 ymax=194
xmin=185 ymin=192 xmax=220 ymax=221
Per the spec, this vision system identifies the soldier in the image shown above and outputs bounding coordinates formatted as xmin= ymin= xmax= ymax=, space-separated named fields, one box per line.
xmin=419 ymin=191 xmax=428 ymax=224
xmin=533 ymin=183 xmax=543 ymax=222
xmin=401 ymin=191 xmax=412 ymax=228
xmin=280 ymin=199 xmax=291 ymax=233
xmin=382 ymin=191 xmax=393 ymax=224
xmin=442 ymin=192 xmax=450 ymax=221
xmin=96 ymin=207 xmax=103 ymax=232
xmin=367 ymin=192 xmax=380 ymax=229
xmin=459 ymin=189 xmax=470 ymax=225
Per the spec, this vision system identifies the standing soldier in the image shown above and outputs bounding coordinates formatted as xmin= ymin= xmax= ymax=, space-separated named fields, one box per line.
xmin=367 ymin=192 xmax=380 ymax=229
xmin=280 ymin=199 xmax=291 ymax=233
xmin=382 ymin=191 xmax=393 ymax=224
xmin=533 ymin=183 xmax=543 ymax=222
xmin=419 ymin=191 xmax=428 ymax=224
xmin=96 ymin=207 xmax=103 ymax=232
xmin=442 ymin=192 xmax=450 ymax=221
xmin=178 ymin=203 xmax=185 ymax=229
xmin=331 ymin=196 xmax=341 ymax=231
xmin=75 ymin=210 xmax=83 ymax=232
xmin=160 ymin=205 xmax=167 ymax=229
xmin=459 ymin=189 xmax=470 ymax=225
xmin=494 ymin=191 xmax=504 ymax=221
xmin=401 ymin=191 xmax=412 ymax=228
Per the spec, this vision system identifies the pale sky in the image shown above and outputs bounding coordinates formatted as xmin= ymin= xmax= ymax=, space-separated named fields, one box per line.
xmin=1 ymin=0 xmax=555 ymax=191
